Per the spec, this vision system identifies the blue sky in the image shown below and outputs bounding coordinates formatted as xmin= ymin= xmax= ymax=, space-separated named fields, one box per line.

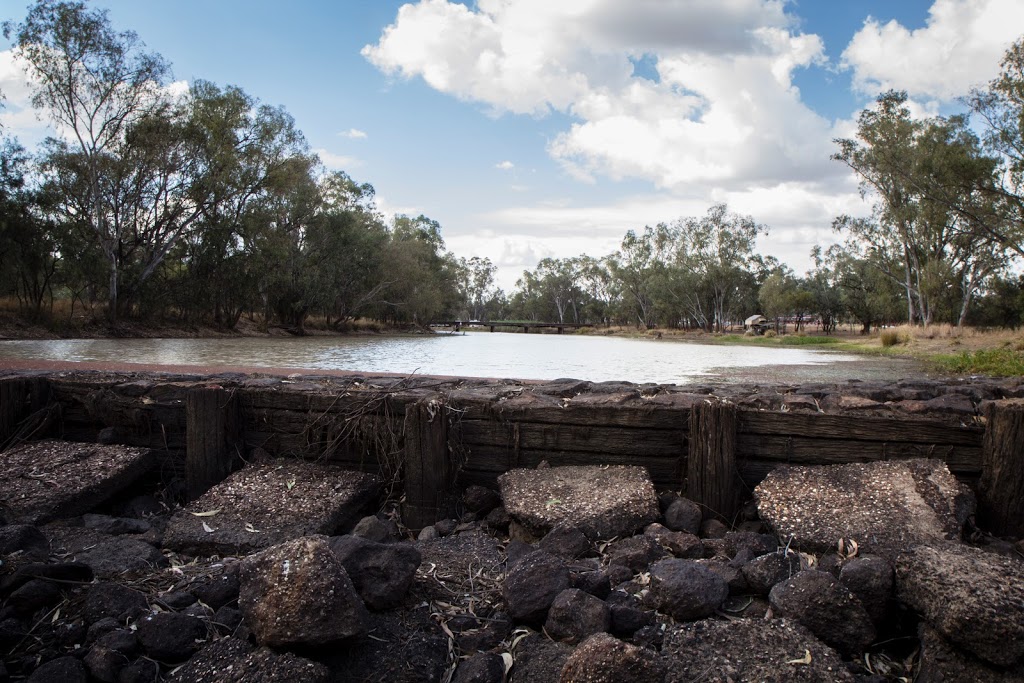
xmin=2 ymin=0 xmax=1022 ymax=289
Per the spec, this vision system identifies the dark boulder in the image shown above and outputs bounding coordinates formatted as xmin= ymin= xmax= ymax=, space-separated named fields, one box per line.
xmin=328 ymin=534 xmax=421 ymax=610
xmin=135 ymin=611 xmax=207 ymax=663
xmin=501 ymin=550 xmax=569 ymax=623
xmin=645 ymin=558 xmax=728 ymax=621
xmin=768 ymin=570 xmax=875 ymax=657
xmin=544 ymin=588 xmax=610 ymax=644
xmin=560 ymin=632 xmax=667 ymax=683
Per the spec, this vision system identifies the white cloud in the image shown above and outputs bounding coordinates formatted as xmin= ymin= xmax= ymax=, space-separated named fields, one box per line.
xmin=495 ymin=160 xmax=514 ymax=170
xmin=314 ymin=148 xmax=362 ymax=170
xmin=364 ymin=0 xmax=842 ymax=194
xmin=339 ymin=128 xmax=368 ymax=139
xmin=842 ymin=0 xmax=1024 ymax=100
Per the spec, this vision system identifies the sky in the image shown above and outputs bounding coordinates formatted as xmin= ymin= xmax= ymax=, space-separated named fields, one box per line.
xmin=2 ymin=0 xmax=1023 ymax=290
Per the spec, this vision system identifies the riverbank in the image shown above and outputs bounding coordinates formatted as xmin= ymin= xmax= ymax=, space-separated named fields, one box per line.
xmin=2 ymin=310 xmax=1021 ymax=377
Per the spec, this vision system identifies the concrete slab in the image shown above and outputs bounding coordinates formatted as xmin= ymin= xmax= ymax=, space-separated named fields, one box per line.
xmin=163 ymin=461 xmax=380 ymax=556
xmin=0 ymin=439 xmax=155 ymax=524
xmin=755 ymin=458 xmax=975 ymax=558
xmin=498 ymin=465 xmax=659 ymax=540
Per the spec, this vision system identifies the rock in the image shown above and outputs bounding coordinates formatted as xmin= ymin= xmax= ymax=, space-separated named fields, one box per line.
xmin=539 ymin=525 xmax=591 ymax=560
xmin=328 ymin=534 xmax=421 ymax=610
xmin=510 ymin=634 xmax=572 ymax=683
xmin=74 ymin=537 xmax=167 ymax=578
xmin=8 ymin=579 xmax=62 ymax=617
xmin=417 ymin=526 xmax=439 ymax=541
xmin=351 ymin=515 xmax=396 ymax=543
xmin=644 ymin=524 xmax=702 ymax=559
xmin=83 ymin=629 xmax=137 ymax=682
xmin=916 ymin=623 xmax=1024 ymax=683
xmin=768 ymin=570 xmax=876 ymax=656
xmin=741 ymin=551 xmax=802 ymax=595
xmin=723 ymin=531 xmax=778 ymax=558
xmin=82 ymin=583 xmax=148 ymax=624
xmin=645 ymin=558 xmax=728 ymax=621
xmin=435 ymin=518 xmax=459 ymax=537
xmin=839 ymin=556 xmax=893 ymax=626
xmin=485 ymin=506 xmax=511 ymax=532
xmin=0 ymin=616 xmax=24 ymax=650
xmin=544 ymin=588 xmax=611 ymax=644
xmin=896 ymin=542 xmax=1024 ymax=667
xmin=560 ymin=632 xmax=667 ymax=683
xmin=163 ymin=462 xmax=380 ymax=555
xmin=699 ymin=559 xmax=748 ymax=595
xmin=166 ymin=636 xmax=329 ymax=682
xmin=85 ymin=618 xmax=120 ymax=644
xmin=155 ymin=590 xmax=196 ymax=611
xmin=456 ymin=612 xmax=513 ymax=654
xmin=453 ymin=653 xmax=506 ymax=683
xmin=498 ymin=465 xmax=659 ymax=540
xmin=0 ymin=441 xmax=155 ymax=525
xmin=700 ymin=519 xmax=728 ymax=539
xmin=213 ymin=606 xmax=244 ymax=635
xmin=313 ymin=609 xmax=447 ymax=682
xmin=464 ymin=485 xmax=501 ymax=515
xmin=135 ymin=611 xmax=206 ymax=663
xmin=661 ymin=617 xmax=855 ymax=682
xmin=238 ymin=535 xmax=368 ymax=647
xmin=26 ymin=657 xmax=87 ymax=683
xmin=191 ymin=572 xmax=240 ymax=610
xmin=501 ymin=550 xmax=570 ymax=622
xmin=605 ymin=591 xmax=654 ymax=636
xmin=116 ymin=659 xmax=160 ymax=683
xmin=756 ymin=459 xmax=975 ymax=558
xmin=2 ymin=562 xmax=93 ymax=595
xmin=0 ymin=524 xmax=47 ymax=556
xmin=82 ymin=514 xmax=150 ymax=535
xmin=606 ymin=535 xmax=668 ymax=573
xmin=570 ymin=569 xmax=611 ymax=599
xmin=663 ymin=497 xmax=702 ymax=535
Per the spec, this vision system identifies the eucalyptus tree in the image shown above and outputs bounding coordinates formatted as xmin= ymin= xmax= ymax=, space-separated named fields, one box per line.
xmin=834 ymin=91 xmax=1006 ymax=326
xmin=969 ymin=37 xmax=1024 ymax=256
xmin=607 ymin=226 xmax=662 ymax=328
xmin=5 ymin=0 xmax=171 ymax=319
xmin=662 ymin=204 xmax=766 ymax=332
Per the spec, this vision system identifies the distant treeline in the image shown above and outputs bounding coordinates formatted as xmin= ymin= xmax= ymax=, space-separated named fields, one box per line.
xmin=2 ymin=2 xmax=1024 ymax=332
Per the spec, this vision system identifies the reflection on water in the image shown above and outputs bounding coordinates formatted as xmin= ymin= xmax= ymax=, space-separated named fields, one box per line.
xmin=0 ymin=333 xmax=919 ymax=384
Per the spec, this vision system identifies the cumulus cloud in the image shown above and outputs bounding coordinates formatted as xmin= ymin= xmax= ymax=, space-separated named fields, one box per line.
xmin=495 ymin=160 xmax=514 ymax=170
xmin=842 ymin=0 xmax=1024 ymax=100
xmin=339 ymin=128 xmax=368 ymax=139
xmin=363 ymin=0 xmax=840 ymax=194
xmin=314 ymin=148 xmax=361 ymax=170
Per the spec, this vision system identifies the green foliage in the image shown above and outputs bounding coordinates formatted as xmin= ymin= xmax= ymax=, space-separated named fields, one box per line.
xmin=934 ymin=348 xmax=1024 ymax=376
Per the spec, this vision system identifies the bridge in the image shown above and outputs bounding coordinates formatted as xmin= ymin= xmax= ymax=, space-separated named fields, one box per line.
xmin=429 ymin=320 xmax=592 ymax=334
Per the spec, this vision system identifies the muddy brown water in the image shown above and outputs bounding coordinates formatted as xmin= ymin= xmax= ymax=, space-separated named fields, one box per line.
xmin=0 ymin=333 xmax=931 ymax=384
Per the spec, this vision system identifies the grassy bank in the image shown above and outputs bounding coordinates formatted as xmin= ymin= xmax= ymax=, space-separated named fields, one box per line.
xmin=638 ymin=323 xmax=1024 ymax=377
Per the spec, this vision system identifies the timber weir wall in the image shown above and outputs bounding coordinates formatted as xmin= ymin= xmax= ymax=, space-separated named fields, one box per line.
xmin=2 ymin=369 xmax=1023 ymax=537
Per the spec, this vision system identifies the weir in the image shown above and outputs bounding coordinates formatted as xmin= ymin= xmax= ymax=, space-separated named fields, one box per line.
xmin=1 ymin=369 xmax=1022 ymax=537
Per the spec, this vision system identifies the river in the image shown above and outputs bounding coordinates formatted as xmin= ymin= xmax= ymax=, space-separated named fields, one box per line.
xmin=0 ymin=333 xmax=930 ymax=384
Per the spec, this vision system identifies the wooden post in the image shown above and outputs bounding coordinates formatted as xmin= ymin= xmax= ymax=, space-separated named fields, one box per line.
xmin=1 ymin=377 xmax=51 ymax=450
xmin=186 ymin=387 xmax=241 ymax=500
xmin=687 ymin=400 xmax=739 ymax=523
xmin=979 ymin=399 xmax=1024 ymax=537
xmin=402 ymin=397 xmax=452 ymax=530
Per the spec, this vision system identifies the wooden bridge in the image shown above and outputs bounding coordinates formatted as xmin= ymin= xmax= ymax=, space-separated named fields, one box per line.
xmin=430 ymin=320 xmax=592 ymax=334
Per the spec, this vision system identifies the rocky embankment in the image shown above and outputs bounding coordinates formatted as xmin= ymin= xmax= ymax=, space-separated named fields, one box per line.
xmin=1 ymin=439 xmax=1023 ymax=682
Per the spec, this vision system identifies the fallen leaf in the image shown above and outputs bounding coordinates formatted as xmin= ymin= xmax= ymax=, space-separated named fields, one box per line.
xmin=787 ymin=649 xmax=812 ymax=665
xmin=202 ymin=522 xmax=215 ymax=533
xmin=501 ymin=652 xmax=513 ymax=674
xmin=189 ymin=509 xmax=221 ymax=517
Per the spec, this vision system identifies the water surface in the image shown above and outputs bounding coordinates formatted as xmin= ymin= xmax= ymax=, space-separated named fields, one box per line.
xmin=0 ymin=333 xmax=928 ymax=384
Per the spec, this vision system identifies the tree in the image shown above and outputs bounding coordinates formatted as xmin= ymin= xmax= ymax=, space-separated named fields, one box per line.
xmin=969 ymin=37 xmax=1024 ymax=257
xmin=6 ymin=0 xmax=170 ymax=319
xmin=834 ymin=91 xmax=1006 ymax=326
